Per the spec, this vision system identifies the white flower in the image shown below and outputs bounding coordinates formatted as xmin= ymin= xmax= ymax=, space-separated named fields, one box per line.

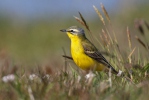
xmin=43 ymin=74 xmax=50 ymax=79
xmin=29 ymin=74 xmax=38 ymax=81
xmin=2 ymin=74 xmax=15 ymax=83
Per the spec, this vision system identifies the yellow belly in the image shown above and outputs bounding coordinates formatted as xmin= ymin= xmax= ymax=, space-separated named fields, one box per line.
xmin=71 ymin=39 xmax=105 ymax=71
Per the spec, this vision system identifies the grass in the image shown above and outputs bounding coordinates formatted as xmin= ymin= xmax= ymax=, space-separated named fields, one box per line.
xmin=0 ymin=4 xmax=149 ymax=100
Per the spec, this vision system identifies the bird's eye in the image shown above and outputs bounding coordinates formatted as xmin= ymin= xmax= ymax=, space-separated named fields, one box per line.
xmin=70 ymin=30 xmax=74 ymax=32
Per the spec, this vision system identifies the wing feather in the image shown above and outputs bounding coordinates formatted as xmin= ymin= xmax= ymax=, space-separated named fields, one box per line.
xmin=81 ymin=39 xmax=118 ymax=74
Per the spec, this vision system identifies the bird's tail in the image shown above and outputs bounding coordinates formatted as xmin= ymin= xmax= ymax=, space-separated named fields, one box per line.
xmin=107 ymin=64 xmax=122 ymax=76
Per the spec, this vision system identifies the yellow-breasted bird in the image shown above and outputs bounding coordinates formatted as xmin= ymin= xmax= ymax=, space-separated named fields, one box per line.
xmin=60 ymin=26 xmax=120 ymax=76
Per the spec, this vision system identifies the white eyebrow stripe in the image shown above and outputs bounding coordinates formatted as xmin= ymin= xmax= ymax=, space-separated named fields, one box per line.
xmin=72 ymin=29 xmax=79 ymax=32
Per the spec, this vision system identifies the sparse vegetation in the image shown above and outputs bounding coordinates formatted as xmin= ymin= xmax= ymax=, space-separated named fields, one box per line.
xmin=0 ymin=3 xmax=149 ymax=100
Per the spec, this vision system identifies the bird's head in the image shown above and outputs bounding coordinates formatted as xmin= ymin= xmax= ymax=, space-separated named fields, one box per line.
xmin=60 ymin=26 xmax=85 ymax=39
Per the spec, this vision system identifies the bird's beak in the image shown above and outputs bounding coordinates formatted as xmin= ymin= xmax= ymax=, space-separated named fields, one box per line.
xmin=60 ymin=29 xmax=66 ymax=32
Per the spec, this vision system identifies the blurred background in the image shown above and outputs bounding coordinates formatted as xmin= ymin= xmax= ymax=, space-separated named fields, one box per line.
xmin=0 ymin=0 xmax=149 ymax=68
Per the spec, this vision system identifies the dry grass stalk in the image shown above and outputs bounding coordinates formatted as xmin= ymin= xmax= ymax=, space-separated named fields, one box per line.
xmin=144 ymin=21 xmax=149 ymax=30
xmin=108 ymin=68 xmax=112 ymax=87
xmin=102 ymin=29 xmax=110 ymax=48
xmin=28 ymin=86 xmax=35 ymax=100
xmin=62 ymin=47 xmax=68 ymax=72
xmin=74 ymin=12 xmax=94 ymax=43
xmin=74 ymin=12 xmax=90 ymax=32
xmin=99 ymin=34 xmax=105 ymax=46
xmin=101 ymin=3 xmax=118 ymax=44
xmin=102 ymin=29 xmax=108 ymax=41
xmin=135 ymin=36 xmax=147 ymax=50
xmin=135 ymin=19 xmax=144 ymax=35
xmin=74 ymin=16 xmax=86 ymax=27
xmin=100 ymin=29 xmax=108 ymax=47
xmin=93 ymin=5 xmax=105 ymax=25
xmin=128 ymin=47 xmax=136 ymax=63
xmin=127 ymin=27 xmax=132 ymax=50
xmin=100 ymin=3 xmax=111 ymax=23
xmin=93 ymin=5 xmax=117 ymax=44
xmin=62 ymin=55 xmax=73 ymax=60
xmin=78 ymin=12 xmax=90 ymax=32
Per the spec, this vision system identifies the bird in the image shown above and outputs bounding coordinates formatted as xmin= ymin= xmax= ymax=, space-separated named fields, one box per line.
xmin=60 ymin=26 xmax=121 ymax=76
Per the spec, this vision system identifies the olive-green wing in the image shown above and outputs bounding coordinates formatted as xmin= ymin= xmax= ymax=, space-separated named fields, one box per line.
xmin=81 ymin=39 xmax=118 ymax=74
